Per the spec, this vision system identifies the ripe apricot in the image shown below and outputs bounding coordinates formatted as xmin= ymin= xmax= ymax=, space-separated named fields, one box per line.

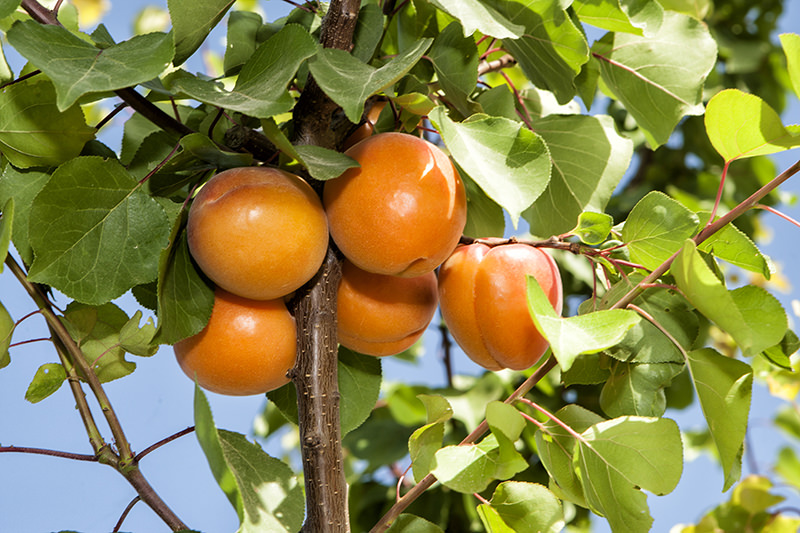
xmin=337 ymin=259 xmax=438 ymax=357
xmin=174 ymin=288 xmax=296 ymax=395
xmin=187 ymin=166 xmax=328 ymax=300
xmin=438 ymin=243 xmax=563 ymax=371
xmin=324 ymin=132 xmax=467 ymax=277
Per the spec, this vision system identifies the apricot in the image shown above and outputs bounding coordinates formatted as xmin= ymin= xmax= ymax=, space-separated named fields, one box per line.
xmin=438 ymin=243 xmax=563 ymax=371
xmin=323 ymin=132 xmax=467 ymax=277
xmin=174 ymin=288 xmax=296 ymax=395
xmin=337 ymin=259 xmax=438 ymax=357
xmin=187 ymin=166 xmax=328 ymax=300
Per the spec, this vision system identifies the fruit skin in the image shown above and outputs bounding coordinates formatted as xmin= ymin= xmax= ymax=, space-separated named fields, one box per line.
xmin=324 ymin=132 xmax=467 ymax=277
xmin=438 ymin=243 xmax=563 ymax=371
xmin=187 ymin=166 xmax=328 ymax=300
xmin=174 ymin=289 xmax=296 ymax=396
xmin=337 ymin=259 xmax=438 ymax=357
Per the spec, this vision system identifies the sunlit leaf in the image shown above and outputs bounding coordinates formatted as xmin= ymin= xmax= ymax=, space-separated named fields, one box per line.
xmin=0 ymin=197 xmax=11 ymax=272
xmin=600 ymin=360 xmax=683 ymax=417
xmin=686 ymin=348 xmax=753 ymax=491
xmin=0 ymin=166 xmax=50 ymax=265
xmin=293 ymin=145 xmax=359 ymax=181
xmin=573 ymin=0 xmax=663 ymax=36
xmin=592 ymin=11 xmax=717 ymax=148
xmin=169 ymin=0 xmax=234 ymax=66
xmin=7 ymin=21 xmax=173 ymax=110
xmin=25 ymin=363 xmax=66 ymax=403
xmin=0 ymin=300 xmax=14 ymax=369
xmin=572 ymin=212 xmax=613 ymax=245
xmin=119 ymin=310 xmax=157 ymax=357
xmin=428 ymin=0 xmax=523 ymax=39
xmin=385 ymin=514 xmax=445 ymax=533
xmin=697 ymin=212 xmax=771 ymax=278
xmin=705 ymin=89 xmax=800 ymax=162
xmin=482 ymin=481 xmax=565 ymax=533
xmin=430 ymin=107 xmax=551 ymax=228
xmin=780 ymin=33 xmax=800 ymax=100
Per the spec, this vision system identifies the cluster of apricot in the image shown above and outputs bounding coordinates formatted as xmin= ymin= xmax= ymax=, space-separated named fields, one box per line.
xmin=174 ymin=131 xmax=562 ymax=396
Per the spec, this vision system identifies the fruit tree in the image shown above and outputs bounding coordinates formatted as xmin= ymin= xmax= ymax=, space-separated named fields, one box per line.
xmin=1 ymin=0 xmax=800 ymax=532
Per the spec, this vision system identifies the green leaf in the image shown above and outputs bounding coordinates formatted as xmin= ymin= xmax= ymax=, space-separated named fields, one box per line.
xmin=686 ymin=348 xmax=752 ymax=491
xmin=27 ymin=157 xmax=170 ymax=305
xmin=0 ymin=166 xmax=50 ymax=265
xmin=0 ymin=79 xmax=95 ymax=168
xmin=419 ymin=394 xmax=453 ymax=425
xmin=526 ymin=114 xmax=633 ymax=238
xmin=0 ymin=197 xmax=12 ymax=272
xmin=431 ymin=433 xmax=527 ymax=493
xmin=483 ymin=481 xmax=565 ymax=533
xmin=622 ymin=191 xmax=699 ymax=271
xmin=776 ymin=447 xmax=800 ymax=490
xmin=429 ymin=22 xmax=480 ymax=118
xmin=600 ymin=360 xmax=683 ymax=417
xmin=697 ymin=212 xmax=771 ymax=278
xmin=461 ymin=171 xmax=505 ymax=238
xmin=577 ymin=416 xmax=683 ymax=533
xmin=223 ymin=10 xmax=263 ymax=75
xmin=7 ymin=21 xmax=173 ymax=110
xmin=385 ymin=514 xmax=445 ymax=533
xmin=592 ymin=11 xmax=717 ymax=148
xmin=0 ymin=0 xmax=21 ymax=19
xmin=180 ymin=133 xmax=253 ymax=169
xmin=672 ymin=240 xmax=787 ymax=357
xmin=572 ymin=212 xmax=613 ymax=245
xmin=428 ymin=0 xmax=524 ymax=39
xmin=337 ymin=347 xmax=382 ymax=436
xmin=761 ymin=330 xmax=800 ymax=371
xmin=0 ymin=40 xmax=12 ymax=84
xmin=293 ymin=145 xmax=359 ymax=181
xmin=194 ymin=385 xmax=304 ymax=532
xmin=169 ymin=0 xmax=234 ymax=66
xmin=704 ymin=89 xmax=800 ymax=162
xmin=172 ymin=24 xmax=317 ymax=118
xmin=486 ymin=0 xmax=589 ymax=104
xmin=24 ymin=363 xmax=67 ymax=403
xmin=1 ymin=300 xmax=14 ymax=369
xmin=119 ymin=310 xmax=157 ymax=357
xmin=309 ymin=38 xmax=432 ymax=123
xmin=409 ymin=421 xmax=445 ymax=482
xmin=430 ymin=107 xmax=551 ymax=227
xmin=780 ymin=33 xmax=800 ymax=100
xmin=477 ymin=504 xmax=515 ymax=533
xmin=573 ymin=0 xmax=664 ymax=36
xmin=352 ymin=3 xmax=385 ymax=63
xmin=153 ymin=223 xmax=215 ymax=346
xmin=526 ymin=276 xmax=639 ymax=371
xmin=535 ymin=404 xmax=604 ymax=507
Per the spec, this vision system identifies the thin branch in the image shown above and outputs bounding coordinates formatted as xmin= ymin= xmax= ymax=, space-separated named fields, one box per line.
xmin=755 ymin=203 xmax=800 ymax=229
xmin=113 ymin=496 xmax=141 ymax=533
xmin=517 ymin=397 xmax=587 ymax=443
xmin=0 ymin=445 xmax=97 ymax=462
xmin=136 ymin=427 xmax=196 ymax=461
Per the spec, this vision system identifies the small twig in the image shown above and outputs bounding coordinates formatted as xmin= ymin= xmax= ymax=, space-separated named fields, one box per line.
xmin=517 ymin=397 xmax=587 ymax=443
xmin=136 ymin=426 xmax=196 ymax=461
xmin=0 ymin=69 xmax=42 ymax=90
xmin=477 ymin=54 xmax=516 ymax=77
xmin=0 ymin=445 xmax=97 ymax=462
xmin=113 ymin=496 xmax=142 ymax=533
xmin=437 ymin=321 xmax=453 ymax=388
xmin=8 ymin=337 xmax=52 ymax=348
xmin=139 ymin=141 xmax=182 ymax=185
xmin=708 ymin=160 xmax=731 ymax=226
xmin=755 ymin=203 xmax=800 ymax=229
xmin=95 ymin=103 xmax=130 ymax=131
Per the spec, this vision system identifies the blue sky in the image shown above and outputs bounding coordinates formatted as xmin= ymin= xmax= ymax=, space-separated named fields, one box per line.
xmin=1 ymin=1 xmax=800 ymax=532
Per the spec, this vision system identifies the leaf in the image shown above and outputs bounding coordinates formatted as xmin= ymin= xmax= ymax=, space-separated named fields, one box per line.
xmin=25 ymin=363 xmax=67 ymax=403
xmin=600 ymin=360 xmax=684 ymax=417
xmin=309 ymin=38 xmax=432 ymax=123
xmin=592 ymin=11 xmax=717 ymax=148
xmin=431 ymin=433 xmax=527 ymax=494
xmin=27 ymin=157 xmax=170 ymax=305
xmin=577 ymin=416 xmax=683 ymax=533
xmin=696 ymin=212 xmax=771 ymax=278
xmin=686 ymin=348 xmax=753 ymax=491
xmin=337 ymin=347 xmax=382 ymax=436
xmin=482 ymin=481 xmax=565 ymax=533
xmin=7 ymin=21 xmax=174 ymax=110
xmin=622 ymin=191 xmax=699 ymax=271
xmin=180 ymin=133 xmax=253 ymax=169
xmin=172 ymin=24 xmax=317 ymax=118
xmin=385 ymin=514 xmax=445 ymax=533
xmin=351 ymin=3 xmax=384 ymax=63
xmin=223 ymin=10 xmax=263 ymax=75
xmin=62 ymin=302 xmax=138 ymax=382
xmin=0 ymin=197 xmax=12 ymax=272
xmin=153 ymin=223 xmax=215 ymax=346
xmin=430 ymin=107 xmax=551 ymax=227
xmin=461 ymin=171 xmax=506 ymax=238
xmin=427 ymin=0 xmax=524 ymax=39
xmin=776 ymin=447 xmax=800 ymax=490
xmin=429 ymin=22 xmax=480 ymax=118
xmin=525 ymin=114 xmax=633 ymax=238
xmin=119 ymin=310 xmax=157 ymax=356
xmin=0 ymin=79 xmax=95 ymax=168
xmin=0 ymin=166 xmax=50 ymax=265
xmin=526 ymin=276 xmax=640 ymax=371
xmin=672 ymin=240 xmax=787 ymax=357
xmin=169 ymin=0 xmax=234 ymax=66
xmin=0 ymin=0 xmax=21 ymax=18
xmin=293 ymin=145 xmax=359 ymax=181
xmin=780 ymin=33 xmax=800 ymax=100
xmin=572 ymin=212 xmax=613 ymax=245
xmin=485 ymin=0 xmax=589 ymax=104
xmin=1 ymin=300 xmax=14 ymax=369
xmin=535 ymin=404 xmax=604 ymax=507
xmin=409 ymin=421 xmax=445 ymax=483
xmin=194 ymin=385 xmax=304 ymax=532
xmin=704 ymin=89 xmax=800 ymax=161
xmin=573 ymin=0 xmax=664 ymax=36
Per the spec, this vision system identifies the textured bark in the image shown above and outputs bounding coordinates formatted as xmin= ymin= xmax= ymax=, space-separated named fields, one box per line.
xmin=289 ymin=1 xmax=361 ymax=531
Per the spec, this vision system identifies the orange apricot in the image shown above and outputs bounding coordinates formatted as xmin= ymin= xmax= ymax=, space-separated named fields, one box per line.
xmin=187 ymin=166 xmax=328 ymax=300
xmin=337 ymin=259 xmax=438 ymax=357
xmin=438 ymin=243 xmax=563 ymax=371
xmin=323 ymin=132 xmax=467 ymax=277
xmin=174 ymin=288 xmax=296 ymax=396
